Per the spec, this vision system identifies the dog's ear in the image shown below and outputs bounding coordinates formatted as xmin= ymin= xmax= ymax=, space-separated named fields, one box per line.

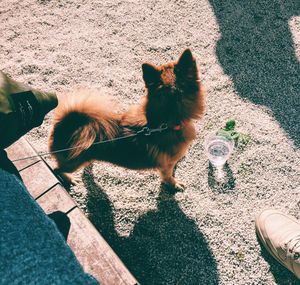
xmin=142 ymin=63 xmax=161 ymax=88
xmin=177 ymin=48 xmax=195 ymax=67
xmin=176 ymin=48 xmax=198 ymax=78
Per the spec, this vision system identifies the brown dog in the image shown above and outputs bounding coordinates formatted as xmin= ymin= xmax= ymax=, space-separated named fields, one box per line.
xmin=49 ymin=49 xmax=206 ymax=189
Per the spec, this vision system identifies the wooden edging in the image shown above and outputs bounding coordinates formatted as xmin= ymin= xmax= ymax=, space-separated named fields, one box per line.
xmin=7 ymin=137 xmax=139 ymax=285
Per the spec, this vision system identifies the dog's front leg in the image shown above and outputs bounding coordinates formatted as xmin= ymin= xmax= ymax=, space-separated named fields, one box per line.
xmin=159 ymin=160 xmax=185 ymax=190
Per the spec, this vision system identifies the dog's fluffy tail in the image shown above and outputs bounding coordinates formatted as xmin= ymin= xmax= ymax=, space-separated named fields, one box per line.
xmin=49 ymin=89 xmax=120 ymax=161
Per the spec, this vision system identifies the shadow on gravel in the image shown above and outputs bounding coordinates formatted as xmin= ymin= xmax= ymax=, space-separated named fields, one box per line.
xmin=209 ymin=0 xmax=300 ymax=148
xmin=208 ymin=162 xmax=236 ymax=192
xmin=83 ymin=165 xmax=219 ymax=285
xmin=257 ymin=236 xmax=300 ymax=285
xmin=210 ymin=1 xmax=300 ymax=282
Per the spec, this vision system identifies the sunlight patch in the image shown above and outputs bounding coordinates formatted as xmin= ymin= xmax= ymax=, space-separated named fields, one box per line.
xmin=289 ymin=16 xmax=300 ymax=61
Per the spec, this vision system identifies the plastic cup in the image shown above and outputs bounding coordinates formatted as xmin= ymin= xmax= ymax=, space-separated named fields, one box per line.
xmin=204 ymin=134 xmax=234 ymax=168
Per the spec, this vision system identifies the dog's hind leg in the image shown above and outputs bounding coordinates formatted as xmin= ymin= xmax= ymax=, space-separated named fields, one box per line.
xmin=158 ymin=159 xmax=185 ymax=191
xmin=53 ymin=169 xmax=79 ymax=186
xmin=53 ymin=158 xmax=89 ymax=186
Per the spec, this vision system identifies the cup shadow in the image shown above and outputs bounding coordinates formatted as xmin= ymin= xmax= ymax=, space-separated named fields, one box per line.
xmin=82 ymin=165 xmax=219 ymax=285
xmin=209 ymin=0 xmax=300 ymax=147
xmin=208 ymin=162 xmax=236 ymax=192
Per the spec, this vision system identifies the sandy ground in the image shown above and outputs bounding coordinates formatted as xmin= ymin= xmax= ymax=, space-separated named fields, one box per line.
xmin=1 ymin=1 xmax=300 ymax=284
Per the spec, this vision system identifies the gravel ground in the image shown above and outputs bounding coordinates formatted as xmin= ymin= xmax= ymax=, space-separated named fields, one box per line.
xmin=1 ymin=1 xmax=300 ymax=284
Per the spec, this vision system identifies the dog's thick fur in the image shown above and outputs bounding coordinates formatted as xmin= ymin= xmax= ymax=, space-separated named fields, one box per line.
xmin=49 ymin=49 xmax=206 ymax=189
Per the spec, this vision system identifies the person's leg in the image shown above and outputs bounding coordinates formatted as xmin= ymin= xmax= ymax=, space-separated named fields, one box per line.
xmin=255 ymin=209 xmax=300 ymax=279
xmin=0 ymin=149 xmax=22 ymax=180
xmin=0 ymin=169 xmax=98 ymax=285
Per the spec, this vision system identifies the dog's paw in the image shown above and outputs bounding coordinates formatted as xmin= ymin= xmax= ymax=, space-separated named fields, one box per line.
xmin=68 ymin=174 xmax=81 ymax=186
xmin=54 ymin=169 xmax=80 ymax=187
xmin=173 ymin=178 xmax=185 ymax=191
xmin=163 ymin=177 xmax=185 ymax=191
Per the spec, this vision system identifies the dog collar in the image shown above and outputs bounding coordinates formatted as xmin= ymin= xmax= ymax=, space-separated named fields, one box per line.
xmin=173 ymin=121 xmax=188 ymax=131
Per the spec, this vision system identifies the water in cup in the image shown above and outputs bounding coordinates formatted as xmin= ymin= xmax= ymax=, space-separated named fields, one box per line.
xmin=204 ymin=135 xmax=234 ymax=168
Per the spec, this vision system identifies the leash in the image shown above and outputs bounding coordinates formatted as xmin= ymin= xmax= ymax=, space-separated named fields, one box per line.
xmin=11 ymin=123 xmax=169 ymax=162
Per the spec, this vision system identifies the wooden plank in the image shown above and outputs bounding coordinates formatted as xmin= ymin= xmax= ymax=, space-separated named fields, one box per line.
xmin=67 ymin=208 xmax=138 ymax=285
xmin=38 ymin=187 xmax=138 ymax=285
xmin=36 ymin=184 xmax=76 ymax=214
xmin=7 ymin=137 xmax=57 ymax=198
xmin=6 ymin=137 xmax=139 ymax=285
xmin=17 ymin=160 xmax=59 ymax=199
xmin=6 ymin=138 xmax=40 ymax=171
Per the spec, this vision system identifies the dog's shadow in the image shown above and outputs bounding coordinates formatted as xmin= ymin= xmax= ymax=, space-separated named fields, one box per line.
xmin=82 ymin=165 xmax=219 ymax=285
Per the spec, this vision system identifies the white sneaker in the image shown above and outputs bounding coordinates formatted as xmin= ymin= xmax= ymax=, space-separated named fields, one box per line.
xmin=255 ymin=209 xmax=300 ymax=279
